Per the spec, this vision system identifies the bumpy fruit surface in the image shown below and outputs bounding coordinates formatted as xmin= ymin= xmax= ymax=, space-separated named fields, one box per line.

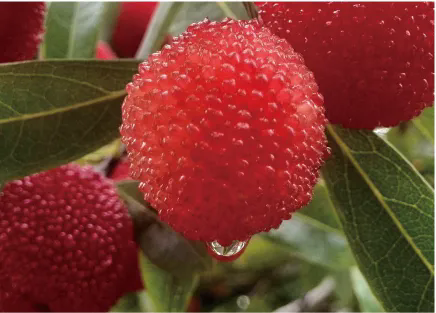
xmin=121 ymin=18 xmax=329 ymax=245
xmin=0 ymin=164 xmax=141 ymax=312
xmin=112 ymin=2 xmax=157 ymax=57
xmin=258 ymin=2 xmax=434 ymax=129
xmin=0 ymin=2 xmax=45 ymax=63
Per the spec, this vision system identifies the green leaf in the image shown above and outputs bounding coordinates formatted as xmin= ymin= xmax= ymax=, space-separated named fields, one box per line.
xmin=109 ymin=292 xmax=141 ymax=312
xmin=168 ymin=2 xmax=250 ymax=37
xmin=135 ymin=2 xmax=250 ymax=60
xmin=322 ymin=125 xmax=434 ymax=312
xmin=386 ymin=107 xmax=434 ymax=186
xmin=412 ymin=107 xmax=434 ymax=143
xmin=0 ymin=60 xmax=139 ymax=184
xmin=243 ymin=2 xmax=259 ymax=19
xmin=139 ymin=252 xmax=199 ymax=312
xmin=232 ymin=236 xmax=299 ymax=271
xmin=116 ymin=180 xmax=213 ymax=275
xmin=136 ymin=2 xmax=184 ymax=59
xmin=41 ymin=2 xmax=106 ymax=59
xmin=262 ymin=181 xmax=352 ymax=270
xmin=332 ymin=270 xmax=359 ymax=311
xmin=350 ymin=267 xmax=384 ymax=312
xmin=100 ymin=2 xmax=121 ymax=42
xmin=264 ymin=216 xmax=353 ymax=270
xmin=297 ymin=182 xmax=341 ymax=232
xmin=387 ymin=107 xmax=434 ymax=159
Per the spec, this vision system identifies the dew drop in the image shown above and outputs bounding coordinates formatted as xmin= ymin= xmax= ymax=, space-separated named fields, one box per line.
xmin=207 ymin=240 xmax=246 ymax=257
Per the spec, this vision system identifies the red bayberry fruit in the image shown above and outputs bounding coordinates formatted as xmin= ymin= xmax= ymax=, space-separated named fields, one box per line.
xmin=120 ymin=18 xmax=329 ymax=246
xmin=112 ymin=2 xmax=157 ymax=58
xmin=0 ymin=2 xmax=45 ymax=63
xmin=0 ymin=164 xmax=141 ymax=312
xmin=96 ymin=41 xmax=117 ymax=60
xmin=110 ymin=158 xmax=131 ymax=181
xmin=258 ymin=2 xmax=434 ymax=129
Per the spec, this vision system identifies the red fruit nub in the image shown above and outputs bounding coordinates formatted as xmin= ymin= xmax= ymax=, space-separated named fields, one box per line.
xmin=121 ymin=18 xmax=329 ymax=246
xmin=258 ymin=2 xmax=434 ymax=129
xmin=0 ymin=2 xmax=45 ymax=63
xmin=0 ymin=164 xmax=140 ymax=312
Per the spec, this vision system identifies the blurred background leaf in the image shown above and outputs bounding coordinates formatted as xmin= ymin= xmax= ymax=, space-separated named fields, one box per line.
xmin=350 ymin=267 xmax=384 ymax=312
xmin=168 ymin=2 xmax=249 ymax=37
xmin=323 ymin=125 xmax=434 ymax=312
xmin=41 ymin=2 xmax=106 ymax=58
xmin=386 ymin=107 xmax=434 ymax=186
xmin=100 ymin=2 xmax=121 ymax=42
xmin=263 ymin=183 xmax=353 ymax=270
xmin=139 ymin=252 xmax=199 ymax=312
xmin=110 ymin=292 xmax=142 ymax=312
xmin=135 ymin=2 xmax=184 ymax=59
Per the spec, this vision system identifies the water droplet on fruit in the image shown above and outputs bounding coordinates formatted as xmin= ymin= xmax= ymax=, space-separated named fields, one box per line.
xmin=207 ymin=240 xmax=246 ymax=257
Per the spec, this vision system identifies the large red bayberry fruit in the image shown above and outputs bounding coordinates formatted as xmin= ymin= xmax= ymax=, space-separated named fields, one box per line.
xmin=112 ymin=2 xmax=157 ymax=58
xmin=120 ymin=18 xmax=329 ymax=246
xmin=0 ymin=164 xmax=141 ymax=312
xmin=0 ymin=2 xmax=45 ymax=63
xmin=258 ymin=2 xmax=434 ymax=129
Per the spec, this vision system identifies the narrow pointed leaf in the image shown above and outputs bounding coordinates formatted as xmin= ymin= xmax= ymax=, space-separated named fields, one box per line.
xmin=41 ymin=2 xmax=105 ymax=59
xmin=135 ymin=2 xmax=184 ymax=59
xmin=168 ymin=2 xmax=250 ymax=37
xmin=0 ymin=60 xmax=139 ymax=184
xmin=139 ymin=252 xmax=199 ymax=312
xmin=323 ymin=125 xmax=434 ymax=312
xmin=351 ymin=267 xmax=384 ymax=312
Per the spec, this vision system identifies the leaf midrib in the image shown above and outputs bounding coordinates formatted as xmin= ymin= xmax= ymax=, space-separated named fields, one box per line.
xmin=66 ymin=3 xmax=80 ymax=58
xmin=0 ymin=90 xmax=126 ymax=125
xmin=327 ymin=125 xmax=434 ymax=274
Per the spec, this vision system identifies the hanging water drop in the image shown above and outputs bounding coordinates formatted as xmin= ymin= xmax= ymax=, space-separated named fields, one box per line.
xmin=207 ymin=240 xmax=247 ymax=257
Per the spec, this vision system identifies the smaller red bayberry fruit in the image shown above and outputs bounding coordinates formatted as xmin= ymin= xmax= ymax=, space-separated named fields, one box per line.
xmin=0 ymin=164 xmax=141 ymax=312
xmin=258 ymin=2 xmax=434 ymax=129
xmin=0 ymin=2 xmax=45 ymax=63
xmin=96 ymin=41 xmax=117 ymax=60
xmin=109 ymin=158 xmax=131 ymax=181
xmin=112 ymin=2 xmax=157 ymax=58
xmin=121 ymin=18 xmax=329 ymax=247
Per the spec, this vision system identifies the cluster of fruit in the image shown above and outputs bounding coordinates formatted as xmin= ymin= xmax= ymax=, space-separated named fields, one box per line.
xmin=0 ymin=2 xmax=433 ymax=311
